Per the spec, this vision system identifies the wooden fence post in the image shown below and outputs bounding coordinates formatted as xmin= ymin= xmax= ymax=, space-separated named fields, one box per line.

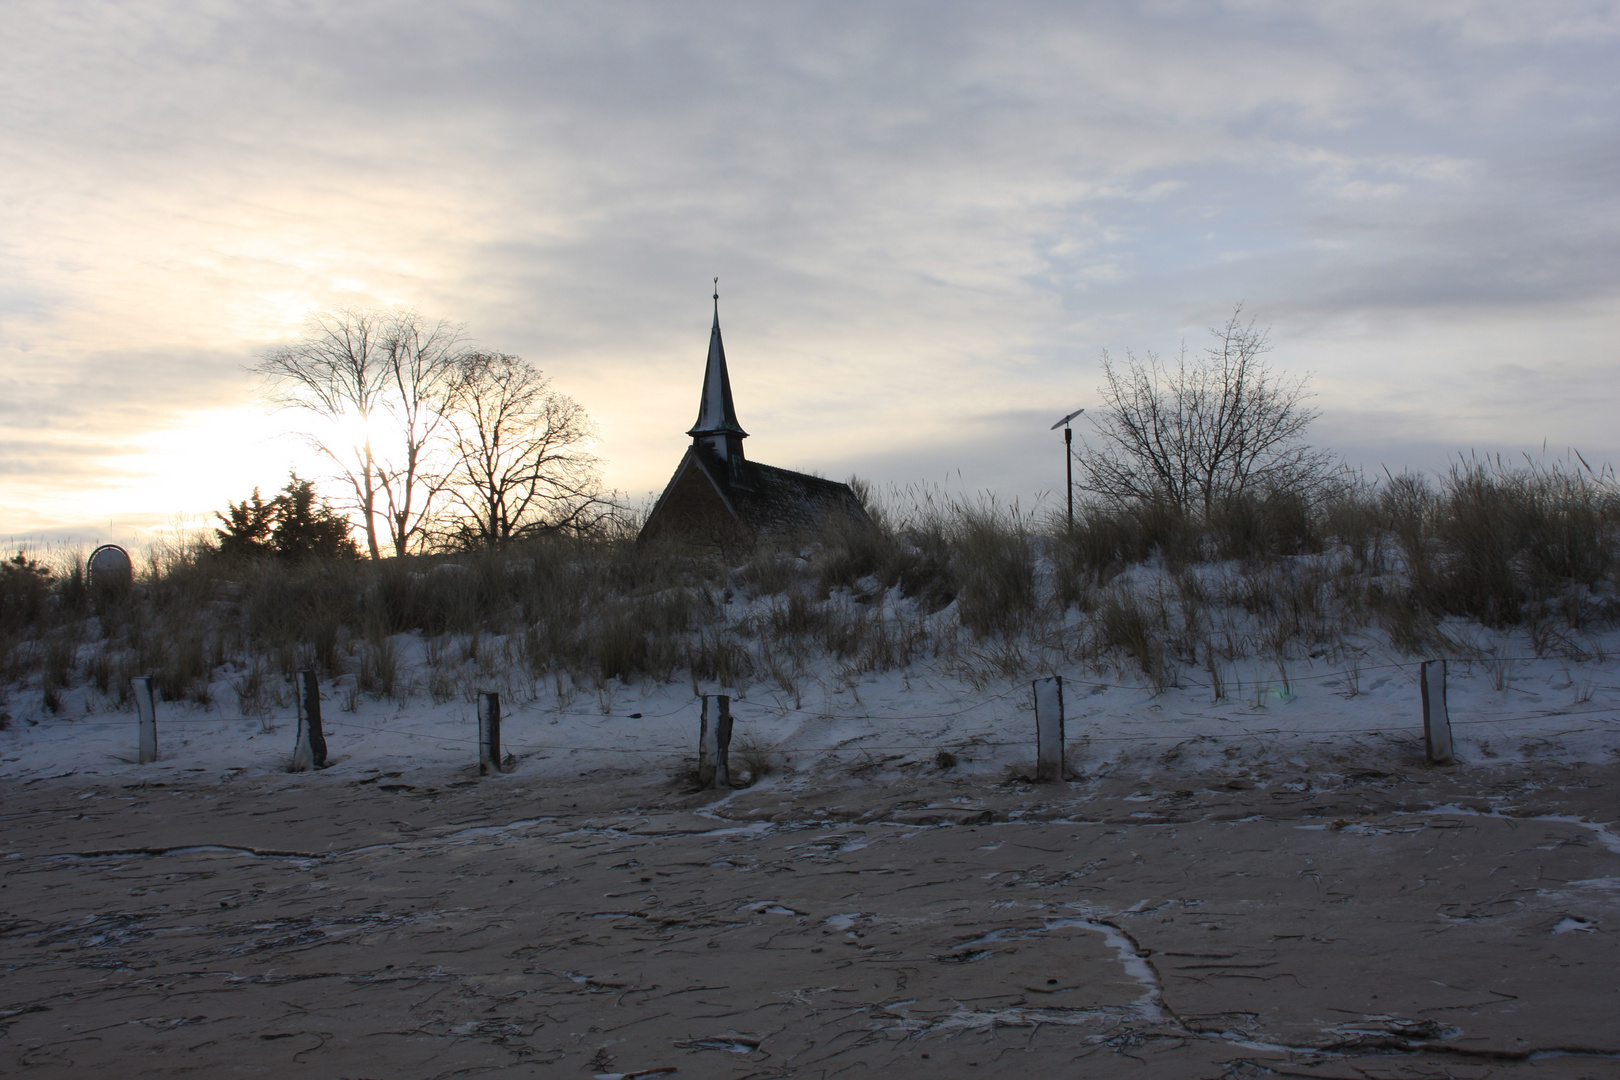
xmin=1421 ymin=659 xmax=1453 ymax=765
xmin=697 ymin=696 xmax=713 ymax=786
xmin=291 ymin=670 xmax=328 ymax=771
xmin=715 ymin=695 xmax=733 ymax=788
xmin=1033 ymin=675 xmax=1065 ymax=782
xmin=698 ymin=694 xmax=734 ymax=789
xmin=478 ymin=691 xmax=502 ymax=775
xmin=132 ymin=676 xmax=157 ymax=764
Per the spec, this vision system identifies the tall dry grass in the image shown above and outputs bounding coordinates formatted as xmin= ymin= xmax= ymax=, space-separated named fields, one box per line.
xmin=1 ymin=457 xmax=1616 ymax=719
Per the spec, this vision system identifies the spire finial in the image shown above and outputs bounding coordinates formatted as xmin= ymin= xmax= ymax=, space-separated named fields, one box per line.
xmin=713 ymin=277 xmax=719 ymax=317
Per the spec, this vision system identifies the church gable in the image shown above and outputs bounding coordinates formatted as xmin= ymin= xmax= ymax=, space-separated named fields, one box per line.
xmin=639 ymin=449 xmax=747 ymax=546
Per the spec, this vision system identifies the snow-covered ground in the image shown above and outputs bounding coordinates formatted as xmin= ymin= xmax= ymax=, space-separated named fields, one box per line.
xmin=4 ymin=635 xmax=1616 ymax=785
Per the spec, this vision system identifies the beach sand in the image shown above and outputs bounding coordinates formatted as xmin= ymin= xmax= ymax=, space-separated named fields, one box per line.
xmin=3 ymin=756 xmax=1617 ymax=1078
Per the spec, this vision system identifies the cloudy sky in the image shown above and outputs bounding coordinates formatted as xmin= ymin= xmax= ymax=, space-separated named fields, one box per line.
xmin=3 ymin=1 xmax=1618 ymax=544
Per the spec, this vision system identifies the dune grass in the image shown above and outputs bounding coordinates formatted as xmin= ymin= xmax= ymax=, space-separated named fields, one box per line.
xmin=2 ymin=457 xmax=1616 ymax=724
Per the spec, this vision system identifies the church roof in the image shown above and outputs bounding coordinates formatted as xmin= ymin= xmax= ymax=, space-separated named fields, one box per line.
xmin=700 ymin=449 xmax=867 ymax=534
xmin=640 ymin=445 xmax=870 ymax=544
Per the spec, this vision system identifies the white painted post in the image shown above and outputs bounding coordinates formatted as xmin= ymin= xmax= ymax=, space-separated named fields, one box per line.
xmin=478 ymin=691 xmax=502 ymax=775
xmin=698 ymin=694 xmax=733 ymax=789
xmin=132 ymin=676 xmax=157 ymax=764
xmin=1033 ymin=675 xmax=1065 ymax=782
xmin=291 ymin=670 xmax=328 ymax=772
xmin=1421 ymin=660 xmax=1453 ymax=765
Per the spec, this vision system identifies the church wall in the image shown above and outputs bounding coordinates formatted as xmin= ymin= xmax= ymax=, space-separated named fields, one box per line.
xmin=637 ymin=457 xmax=746 ymax=547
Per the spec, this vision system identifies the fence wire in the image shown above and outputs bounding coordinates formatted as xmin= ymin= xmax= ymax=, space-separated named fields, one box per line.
xmin=16 ymin=696 xmax=1617 ymax=760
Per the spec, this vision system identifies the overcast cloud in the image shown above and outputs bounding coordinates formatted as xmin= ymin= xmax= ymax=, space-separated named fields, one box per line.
xmin=3 ymin=1 xmax=1618 ymax=542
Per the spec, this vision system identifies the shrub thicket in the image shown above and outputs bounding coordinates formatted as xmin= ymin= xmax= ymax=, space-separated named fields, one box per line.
xmin=216 ymin=474 xmax=360 ymax=562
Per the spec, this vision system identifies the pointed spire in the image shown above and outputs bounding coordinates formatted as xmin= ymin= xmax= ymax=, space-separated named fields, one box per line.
xmin=688 ymin=278 xmax=748 ymax=459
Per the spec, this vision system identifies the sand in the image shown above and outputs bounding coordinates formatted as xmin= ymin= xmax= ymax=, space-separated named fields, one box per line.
xmin=2 ymin=755 xmax=1618 ymax=1079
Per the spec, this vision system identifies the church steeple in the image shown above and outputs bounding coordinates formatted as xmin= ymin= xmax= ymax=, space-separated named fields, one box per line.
xmin=686 ymin=279 xmax=748 ymax=462
xmin=637 ymin=282 xmax=875 ymax=546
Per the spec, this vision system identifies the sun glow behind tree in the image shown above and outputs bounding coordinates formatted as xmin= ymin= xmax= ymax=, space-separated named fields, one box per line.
xmin=2 ymin=3 xmax=1619 ymax=543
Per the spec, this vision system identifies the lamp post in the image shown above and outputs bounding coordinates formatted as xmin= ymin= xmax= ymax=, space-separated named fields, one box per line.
xmin=1050 ymin=408 xmax=1085 ymax=532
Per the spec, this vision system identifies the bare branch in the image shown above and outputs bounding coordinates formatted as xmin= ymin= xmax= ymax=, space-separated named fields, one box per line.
xmin=253 ymin=308 xmax=468 ymax=558
xmin=1075 ymin=305 xmax=1337 ymax=514
xmin=435 ymin=352 xmax=611 ymax=549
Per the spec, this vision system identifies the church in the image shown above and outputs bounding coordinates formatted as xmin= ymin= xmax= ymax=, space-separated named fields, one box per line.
xmin=638 ymin=288 xmax=872 ymax=546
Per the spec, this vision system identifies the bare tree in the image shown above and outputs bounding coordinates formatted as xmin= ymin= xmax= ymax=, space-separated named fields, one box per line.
xmin=1076 ymin=306 xmax=1336 ymax=513
xmin=439 ymin=352 xmax=608 ymax=548
xmin=254 ymin=309 xmax=467 ymax=558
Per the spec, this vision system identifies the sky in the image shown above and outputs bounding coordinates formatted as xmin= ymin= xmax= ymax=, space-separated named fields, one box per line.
xmin=3 ymin=1 xmax=1619 ymax=546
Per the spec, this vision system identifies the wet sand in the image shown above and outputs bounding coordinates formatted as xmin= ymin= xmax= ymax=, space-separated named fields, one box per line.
xmin=2 ymin=759 xmax=1618 ymax=1078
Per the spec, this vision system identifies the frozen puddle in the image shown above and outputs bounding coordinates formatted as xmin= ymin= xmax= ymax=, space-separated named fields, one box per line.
xmin=903 ymin=915 xmax=1167 ymax=1035
xmin=1393 ymin=806 xmax=1620 ymax=855
xmin=741 ymin=901 xmax=804 ymax=916
xmin=44 ymin=844 xmax=324 ymax=862
xmin=1044 ymin=917 xmax=1165 ymax=1020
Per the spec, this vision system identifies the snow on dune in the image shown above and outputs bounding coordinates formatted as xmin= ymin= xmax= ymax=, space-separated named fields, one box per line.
xmin=4 ymin=630 xmax=1615 ymax=786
